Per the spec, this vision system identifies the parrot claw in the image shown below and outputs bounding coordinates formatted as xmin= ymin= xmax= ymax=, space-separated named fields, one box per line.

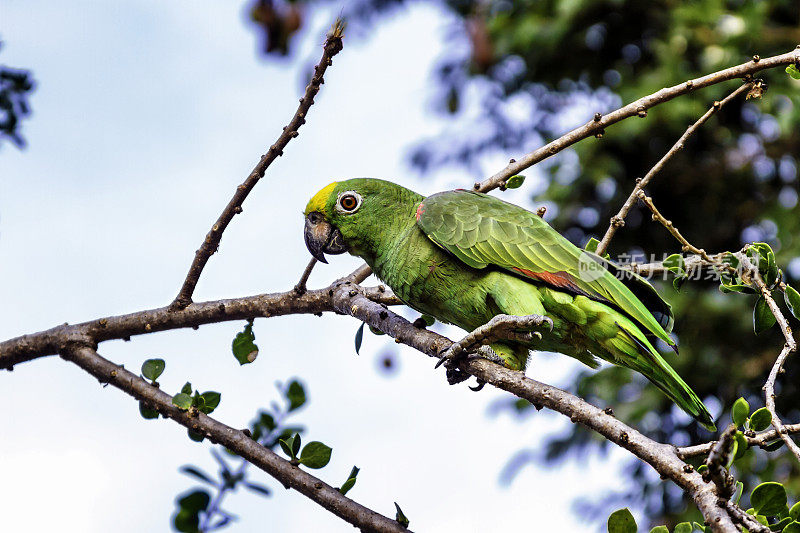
xmin=469 ymin=379 xmax=486 ymax=392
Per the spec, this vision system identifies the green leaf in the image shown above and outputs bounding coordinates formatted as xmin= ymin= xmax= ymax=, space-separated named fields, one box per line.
xmin=673 ymin=275 xmax=688 ymax=292
xmin=355 ymin=322 xmax=365 ymax=355
xmin=789 ymin=501 xmax=800 ymax=521
xmin=181 ymin=382 xmax=193 ymax=395
xmin=299 ymin=441 xmax=332 ymax=469
xmin=734 ymin=481 xmax=744 ymax=505
xmin=172 ymin=393 xmax=192 ymax=410
xmin=674 ymin=523 xmax=692 ymax=533
xmin=179 ymin=465 xmax=215 ymax=485
xmin=749 ymin=408 xmax=772 ymax=432
xmin=178 ymin=489 xmax=210 ymax=513
xmin=734 ymin=431 xmax=748 ymax=460
xmin=754 ymin=296 xmax=777 ymax=335
xmin=259 ymin=412 xmax=277 ymax=431
xmin=394 ymin=502 xmax=410 ymax=528
xmin=505 ymin=174 xmax=525 ymax=189
xmin=141 ymin=358 xmax=165 ymax=381
xmin=339 ymin=465 xmax=359 ymax=496
xmin=187 ymin=428 xmax=204 ymax=442
xmin=787 ymin=64 xmax=800 ymax=80
xmin=368 ymin=325 xmax=385 ymax=335
xmin=278 ymin=437 xmax=295 ymax=459
xmin=785 ymin=286 xmax=800 ymax=321
xmin=751 ymin=482 xmax=788 ymax=516
xmin=697 ymin=464 xmax=708 ymax=474
xmin=727 ymin=439 xmax=738 ymax=468
xmin=244 ymin=482 xmax=272 ymax=498
xmin=199 ymin=392 xmax=221 ymax=414
xmin=584 ymin=237 xmax=600 ymax=253
xmin=785 ymin=521 xmax=800 ymax=533
xmin=663 ymin=253 xmax=685 ymax=275
xmin=292 ymin=432 xmax=302 ymax=457
xmin=173 ymin=508 xmax=200 ymax=533
xmin=649 ymin=527 xmax=668 ymax=533
xmin=732 ymin=397 xmax=750 ymax=428
xmin=421 ymin=314 xmax=436 ymax=326
xmin=191 ymin=394 xmax=205 ymax=411
xmin=232 ymin=320 xmax=259 ymax=365
xmin=692 ymin=522 xmax=707 ymax=532
xmin=286 ymin=380 xmax=306 ymax=412
xmin=607 ymin=508 xmax=637 ymax=533
xmin=139 ymin=402 xmax=159 ymax=419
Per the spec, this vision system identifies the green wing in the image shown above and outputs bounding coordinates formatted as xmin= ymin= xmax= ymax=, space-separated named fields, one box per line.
xmin=416 ymin=189 xmax=675 ymax=345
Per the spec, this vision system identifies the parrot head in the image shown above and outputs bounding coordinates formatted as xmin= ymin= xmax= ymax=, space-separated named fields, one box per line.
xmin=303 ymin=178 xmax=420 ymax=263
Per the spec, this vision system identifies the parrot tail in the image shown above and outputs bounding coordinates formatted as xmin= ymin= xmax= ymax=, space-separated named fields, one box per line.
xmin=614 ymin=323 xmax=716 ymax=432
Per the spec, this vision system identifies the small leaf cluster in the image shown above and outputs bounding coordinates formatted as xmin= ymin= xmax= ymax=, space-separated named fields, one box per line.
xmin=137 ymin=358 xmax=221 ymax=435
xmin=278 ymin=432 xmax=332 ymax=469
xmin=716 ymin=244 xmax=800 ymax=333
xmin=170 ymin=381 xmax=222 ymax=443
xmin=172 ymin=379 xmax=309 ymax=532
xmin=607 ymin=508 xmax=695 ymax=533
xmin=736 ymin=483 xmax=800 ymax=533
xmin=607 ymin=498 xmax=800 ymax=533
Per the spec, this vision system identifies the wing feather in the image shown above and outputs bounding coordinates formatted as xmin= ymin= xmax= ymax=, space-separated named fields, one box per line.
xmin=416 ymin=189 xmax=674 ymax=344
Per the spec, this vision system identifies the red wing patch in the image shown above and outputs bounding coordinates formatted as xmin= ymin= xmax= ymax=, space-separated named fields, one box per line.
xmin=512 ymin=268 xmax=586 ymax=294
xmin=415 ymin=202 xmax=426 ymax=221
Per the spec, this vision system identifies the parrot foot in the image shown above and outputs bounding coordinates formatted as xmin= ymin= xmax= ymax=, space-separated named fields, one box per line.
xmin=440 ymin=345 xmax=504 ymax=391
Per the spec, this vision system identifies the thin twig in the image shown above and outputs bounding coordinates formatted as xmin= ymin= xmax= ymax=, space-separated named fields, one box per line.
xmin=169 ymin=20 xmax=345 ymax=310
xmin=594 ymin=81 xmax=753 ymax=257
xmin=637 ymin=192 xmax=716 ymax=262
xmin=475 ymin=48 xmax=800 ymax=193
xmin=60 ymin=343 xmax=410 ymax=533
xmin=293 ymin=258 xmax=318 ymax=295
xmin=678 ymin=423 xmax=800 ymax=458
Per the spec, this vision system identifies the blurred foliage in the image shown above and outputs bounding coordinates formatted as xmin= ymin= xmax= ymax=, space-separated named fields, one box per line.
xmin=247 ymin=0 xmax=800 ymax=527
xmin=0 ymin=39 xmax=35 ymax=149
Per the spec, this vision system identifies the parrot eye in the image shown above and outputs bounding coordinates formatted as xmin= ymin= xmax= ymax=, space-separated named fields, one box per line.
xmin=336 ymin=191 xmax=362 ymax=213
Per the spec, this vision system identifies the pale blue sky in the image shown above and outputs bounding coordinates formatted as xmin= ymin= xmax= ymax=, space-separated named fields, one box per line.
xmin=1 ymin=2 xmax=625 ymax=531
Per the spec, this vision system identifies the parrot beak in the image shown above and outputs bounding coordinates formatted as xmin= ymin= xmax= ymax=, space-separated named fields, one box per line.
xmin=304 ymin=212 xmax=346 ymax=264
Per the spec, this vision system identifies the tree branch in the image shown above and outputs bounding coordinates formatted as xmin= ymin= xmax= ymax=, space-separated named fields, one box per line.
xmin=59 ymin=343 xmax=410 ymax=533
xmin=594 ymin=81 xmax=753 ymax=257
xmin=169 ymin=20 xmax=345 ymax=310
xmin=475 ymin=48 xmax=800 ymax=194
xmin=0 ymin=282 xmax=399 ymax=370
xmin=678 ymin=423 xmax=800 ymax=459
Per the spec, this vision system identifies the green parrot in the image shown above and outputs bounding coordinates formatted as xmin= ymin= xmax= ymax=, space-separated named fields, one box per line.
xmin=304 ymin=178 xmax=716 ymax=431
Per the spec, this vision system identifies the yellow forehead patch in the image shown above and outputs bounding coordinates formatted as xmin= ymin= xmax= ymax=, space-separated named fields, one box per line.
xmin=305 ymin=181 xmax=339 ymax=215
